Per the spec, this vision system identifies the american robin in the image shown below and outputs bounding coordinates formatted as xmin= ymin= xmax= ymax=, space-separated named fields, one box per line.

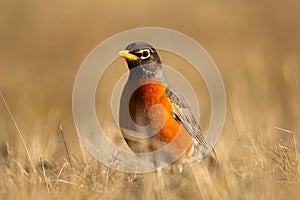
xmin=119 ymin=42 xmax=210 ymax=165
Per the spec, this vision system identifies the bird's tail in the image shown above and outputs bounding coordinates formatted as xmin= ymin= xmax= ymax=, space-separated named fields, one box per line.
xmin=188 ymin=140 xmax=219 ymax=171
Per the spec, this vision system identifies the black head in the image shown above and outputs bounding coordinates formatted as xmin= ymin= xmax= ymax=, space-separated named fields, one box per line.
xmin=119 ymin=42 xmax=161 ymax=70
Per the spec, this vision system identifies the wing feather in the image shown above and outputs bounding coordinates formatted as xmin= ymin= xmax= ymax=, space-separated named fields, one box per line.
xmin=165 ymin=86 xmax=210 ymax=155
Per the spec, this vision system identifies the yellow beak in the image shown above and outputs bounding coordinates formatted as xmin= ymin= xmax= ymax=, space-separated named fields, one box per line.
xmin=118 ymin=50 xmax=139 ymax=60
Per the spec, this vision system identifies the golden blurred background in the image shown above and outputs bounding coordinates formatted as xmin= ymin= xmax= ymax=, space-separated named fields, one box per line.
xmin=0 ymin=0 xmax=299 ymax=199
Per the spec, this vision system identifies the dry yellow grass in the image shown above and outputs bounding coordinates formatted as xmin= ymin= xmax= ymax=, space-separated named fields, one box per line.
xmin=0 ymin=1 xmax=299 ymax=199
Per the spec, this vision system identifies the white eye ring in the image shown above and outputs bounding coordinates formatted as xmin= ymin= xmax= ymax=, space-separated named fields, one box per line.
xmin=139 ymin=49 xmax=151 ymax=60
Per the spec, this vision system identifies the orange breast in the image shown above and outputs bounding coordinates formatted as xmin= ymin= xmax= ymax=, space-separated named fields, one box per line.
xmin=138 ymin=79 xmax=193 ymax=156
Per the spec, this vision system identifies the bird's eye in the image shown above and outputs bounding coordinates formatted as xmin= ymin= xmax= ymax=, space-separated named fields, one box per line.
xmin=139 ymin=49 xmax=151 ymax=60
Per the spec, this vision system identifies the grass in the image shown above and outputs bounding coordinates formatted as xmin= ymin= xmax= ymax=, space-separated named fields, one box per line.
xmin=0 ymin=1 xmax=299 ymax=199
xmin=0 ymin=90 xmax=299 ymax=200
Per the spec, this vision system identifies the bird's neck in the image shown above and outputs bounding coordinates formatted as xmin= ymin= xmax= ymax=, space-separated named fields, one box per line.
xmin=128 ymin=63 xmax=166 ymax=82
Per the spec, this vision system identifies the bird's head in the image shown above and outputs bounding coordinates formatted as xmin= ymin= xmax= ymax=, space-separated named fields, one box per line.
xmin=119 ymin=42 xmax=161 ymax=70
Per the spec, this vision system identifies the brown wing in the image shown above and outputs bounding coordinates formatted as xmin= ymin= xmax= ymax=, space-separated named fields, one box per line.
xmin=165 ymin=86 xmax=210 ymax=155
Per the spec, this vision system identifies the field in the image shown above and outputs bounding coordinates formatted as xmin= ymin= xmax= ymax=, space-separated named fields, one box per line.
xmin=0 ymin=1 xmax=299 ymax=199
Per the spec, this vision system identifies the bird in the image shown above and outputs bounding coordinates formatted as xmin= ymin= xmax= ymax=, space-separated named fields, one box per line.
xmin=118 ymin=42 xmax=212 ymax=167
